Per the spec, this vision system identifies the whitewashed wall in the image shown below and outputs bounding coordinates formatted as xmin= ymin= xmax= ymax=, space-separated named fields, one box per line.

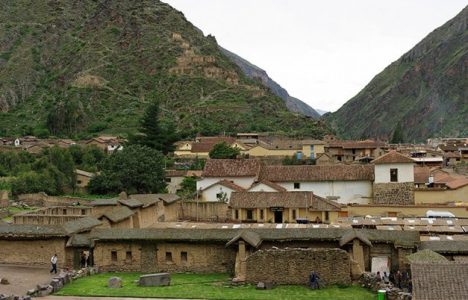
xmin=200 ymin=184 xmax=237 ymax=202
xmin=277 ymin=181 xmax=373 ymax=204
xmin=197 ymin=177 xmax=256 ymax=191
xmin=248 ymin=183 xmax=278 ymax=192
xmin=374 ymin=164 xmax=414 ymax=183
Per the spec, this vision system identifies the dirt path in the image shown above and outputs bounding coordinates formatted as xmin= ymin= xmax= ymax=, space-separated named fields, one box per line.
xmin=0 ymin=264 xmax=56 ymax=296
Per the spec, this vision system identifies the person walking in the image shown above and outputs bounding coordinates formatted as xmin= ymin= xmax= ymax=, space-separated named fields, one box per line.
xmin=395 ymin=270 xmax=402 ymax=289
xmin=50 ymin=253 xmax=58 ymax=274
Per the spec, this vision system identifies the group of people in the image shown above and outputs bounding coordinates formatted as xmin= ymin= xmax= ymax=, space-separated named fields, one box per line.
xmin=49 ymin=251 xmax=91 ymax=274
xmin=376 ymin=270 xmax=412 ymax=292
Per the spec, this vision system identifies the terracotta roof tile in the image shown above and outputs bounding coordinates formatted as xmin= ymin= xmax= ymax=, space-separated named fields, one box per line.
xmin=259 ymin=165 xmax=374 ymax=182
xmin=412 ymin=262 xmax=468 ymax=300
xmin=229 ymin=191 xmax=342 ymax=210
xmin=249 ymin=180 xmax=287 ymax=192
xmin=202 ymin=180 xmax=245 ymax=192
xmin=372 ymin=151 xmax=414 ymax=164
xmin=203 ymin=159 xmax=261 ymax=177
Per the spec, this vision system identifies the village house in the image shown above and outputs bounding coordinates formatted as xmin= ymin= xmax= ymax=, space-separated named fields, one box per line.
xmin=165 ymin=169 xmax=202 ymax=194
xmin=174 ymin=136 xmax=236 ymax=158
xmin=372 ymin=151 xmax=415 ymax=205
xmin=83 ymin=136 xmax=124 ymax=153
xmin=229 ymin=191 xmax=342 ymax=223
xmin=75 ymin=169 xmax=95 ymax=191
xmin=325 ymin=139 xmax=388 ymax=163
xmin=0 ymin=223 xmax=421 ymax=283
xmin=257 ymin=164 xmax=374 ymax=204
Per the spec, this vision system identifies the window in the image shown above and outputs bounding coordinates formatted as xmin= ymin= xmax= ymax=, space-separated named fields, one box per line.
xmin=294 ymin=182 xmax=300 ymax=189
xmin=292 ymin=209 xmax=296 ymax=220
xmin=126 ymin=251 xmax=132 ymax=260
xmin=81 ymin=209 xmax=86 ymax=215
xmin=111 ymin=251 xmax=117 ymax=262
xmin=325 ymin=211 xmax=329 ymax=222
xmin=260 ymin=209 xmax=264 ymax=220
xmin=246 ymin=209 xmax=253 ymax=220
xmin=62 ymin=209 xmax=67 ymax=215
xmin=235 ymin=209 xmax=239 ymax=219
xmin=181 ymin=251 xmax=188 ymax=263
xmin=337 ymin=156 xmax=342 ymax=161
xmin=165 ymin=177 xmax=171 ymax=183
xmin=390 ymin=168 xmax=398 ymax=182
xmin=165 ymin=252 xmax=173 ymax=262
xmin=77 ymin=180 xmax=82 ymax=185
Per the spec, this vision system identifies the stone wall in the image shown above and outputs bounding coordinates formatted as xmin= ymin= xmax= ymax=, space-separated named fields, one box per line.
xmin=180 ymin=201 xmax=231 ymax=222
xmin=93 ymin=241 xmax=236 ymax=274
xmin=373 ymin=182 xmax=414 ymax=205
xmin=0 ymin=238 xmax=67 ymax=267
xmin=245 ymin=248 xmax=351 ymax=285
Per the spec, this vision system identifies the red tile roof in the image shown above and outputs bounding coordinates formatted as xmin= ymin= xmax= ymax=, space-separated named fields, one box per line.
xmin=258 ymin=165 xmax=374 ymax=182
xmin=372 ymin=151 xmax=414 ymax=164
xmin=230 ymin=191 xmax=342 ymax=210
xmin=202 ymin=179 xmax=245 ymax=192
xmin=203 ymin=159 xmax=261 ymax=177
xmin=249 ymin=180 xmax=287 ymax=192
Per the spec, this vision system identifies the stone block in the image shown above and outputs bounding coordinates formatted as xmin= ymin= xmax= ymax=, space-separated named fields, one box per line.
xmin=50 ymin=278 xmax=63 ymax=292
xmin=0 ymin=278 xmax=9 ymax=285
xmin=256 ymin=282 xmax=265 ymax=289
xmin=138 ymin=273 xmax=171 ymax=287
xmin=26 ymin=289 xmax=36 ymax=296
xmin=36 ymin=285 xmax=53 ymax=297
xmin=108 ymin=277 xmax=122 ymax=288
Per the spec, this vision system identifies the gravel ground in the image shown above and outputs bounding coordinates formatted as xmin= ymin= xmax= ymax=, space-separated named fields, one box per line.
xmin=0 ymin=264 xmax=56 ymax=296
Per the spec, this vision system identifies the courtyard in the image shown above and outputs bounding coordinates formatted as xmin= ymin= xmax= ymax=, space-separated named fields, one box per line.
xmin=0 ymin=265 xmax=56 ymax=295
xmin=54 ymin=272 xmax=375 ymax=300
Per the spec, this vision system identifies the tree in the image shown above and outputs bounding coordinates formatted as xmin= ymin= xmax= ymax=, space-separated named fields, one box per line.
xmin=88 ymin=145 xmax=166 ymax=194
xmin=177 ymin=176 xmax=197 ymax=199
xmin=209 ymin=142 xmax=240 ymax=159
xmin=390 ymin=122 xmax=404 ymax=144
xmin=131 ymin=98 xmax=178 ymax=155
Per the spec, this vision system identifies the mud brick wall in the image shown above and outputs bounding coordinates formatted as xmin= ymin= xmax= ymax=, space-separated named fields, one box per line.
xmin=373 ymin=182 xmax=414 ymax=205
xmin=245 ymin=248 xmax=351 ymax=285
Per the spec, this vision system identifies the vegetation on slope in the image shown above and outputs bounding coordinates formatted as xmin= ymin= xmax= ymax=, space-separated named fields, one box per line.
xmin=326 ymin=6 xmax=468 ymax=142
xmin=0 ymin=0 xmax=328 ymax=139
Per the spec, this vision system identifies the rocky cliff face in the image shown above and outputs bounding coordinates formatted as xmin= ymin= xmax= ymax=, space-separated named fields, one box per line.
xmin=220 ymin=47 xmax=320 ymax=118
xmin=327 ymin=6 xmax=468 ymax=142
xmin=0 ymin=0 xmax=328 ymax=138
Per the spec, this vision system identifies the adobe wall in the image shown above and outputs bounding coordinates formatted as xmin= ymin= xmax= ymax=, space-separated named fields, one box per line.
xmin=0 ymin=238 xmax=68 ymax=267
xmin=17 ymin=193 xmax=90 ymax=207
xmin=245 ymin=248 xmax=351 ymax=285
xmin=0 ymin=190 xmax=9 ymax=208
xmin=13 ymin=215 xmax=82 ymax=225
xmin=373 ymin=182 xmax=414 ymax=205
xmin=180 ymin=201 xmax=231 ymax=222
xmin=94 ymin=241 xmax=236 ymax=273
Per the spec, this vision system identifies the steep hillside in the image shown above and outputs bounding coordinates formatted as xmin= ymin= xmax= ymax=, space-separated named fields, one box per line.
xmin=327 ymin=6 xmax=468 ymax=142
xmin=220 ymin=47 xmax=320 ymax=118
xmin=0 ymin=0 xmax=328 ymax=138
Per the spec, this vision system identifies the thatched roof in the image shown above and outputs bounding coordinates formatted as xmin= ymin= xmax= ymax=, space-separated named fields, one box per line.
xmin=229 ymin=192 xmax=342 ymax=211
xmin=203 ymin=159 xmax=261 ymax=177
xmin=420 ymin=240 xmax=468 ymax=254
xmin=130 ymin=194 xmax=180 ymax=206
xmin=412 ymin=262 xmax=468 ymax=300
xmin=372 ymin=151 xmax=414 ymax=164
xmin=66 ymin=233 xmax=93 ymax=248
xmin=406 ymin=249 xmax=448 ymax=263
xmin=88 ymin=227 xmax=419 ymax=248
xmin=63 ymin=217 xmax=102 ymax=234
xmin=156 ymin=194 xmax=181 ymax=205
xmin=99 ymin=206 xmax=135 ymax=223
xmin=339 ymin=229 xmax=372 ymax=247
xmin=118 ymin=198 xmax=144 ymax=208
xmin=0 ymin=224 xmax=67 ymax=238
xmin=258 ymin=165 xmax=374 ymax=182
xmin=226 ymin=230 xmax=262 ymax=248
xmin=90 ymin=198 xmax=118 ymax=206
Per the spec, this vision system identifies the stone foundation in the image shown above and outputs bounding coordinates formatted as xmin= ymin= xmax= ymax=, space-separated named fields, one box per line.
xmin=373 ymin=182 xmax=414 ymax=205
xmin=245 ymin=248 xmax=351 ymax=285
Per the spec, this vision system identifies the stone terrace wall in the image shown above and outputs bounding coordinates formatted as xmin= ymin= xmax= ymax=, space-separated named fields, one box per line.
xmin=373 ymin=182 xmax=414 ymax=205
xmin=245 ymin=248 xmax=351 ymax=285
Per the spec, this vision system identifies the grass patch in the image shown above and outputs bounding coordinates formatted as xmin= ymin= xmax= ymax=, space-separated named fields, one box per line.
xmin=56 ymin=273 xmax=375 ymax=300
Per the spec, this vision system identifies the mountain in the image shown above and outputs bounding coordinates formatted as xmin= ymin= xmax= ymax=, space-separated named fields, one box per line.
xmin=0 ymin=0 xmax=328 ymax=139
xmin=220 ymin=47 xmax=320 ymax=118
xmin=326 ymin=6 xmax=468 ymax=142
xmin=315 ymin=109 xmax=329 ymax=116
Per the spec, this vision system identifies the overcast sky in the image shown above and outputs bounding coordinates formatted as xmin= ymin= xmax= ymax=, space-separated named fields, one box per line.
xmin=164 ymin=1 xmax=466 ymax=112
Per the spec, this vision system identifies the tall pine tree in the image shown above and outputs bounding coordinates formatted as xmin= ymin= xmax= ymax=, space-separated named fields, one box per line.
xmin=132 ymin=96 xmax=178 ymax=155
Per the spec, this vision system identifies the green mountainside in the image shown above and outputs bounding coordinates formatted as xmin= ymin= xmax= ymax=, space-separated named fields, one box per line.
xmin=0 ymin=0 xmax=328 ymax=139
xmin=326 ymin=6 xmax=468 ymax=142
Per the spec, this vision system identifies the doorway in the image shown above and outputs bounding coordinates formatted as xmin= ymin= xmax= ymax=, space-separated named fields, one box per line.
xmin=274 ymin=211 xmax=283 ymax=223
